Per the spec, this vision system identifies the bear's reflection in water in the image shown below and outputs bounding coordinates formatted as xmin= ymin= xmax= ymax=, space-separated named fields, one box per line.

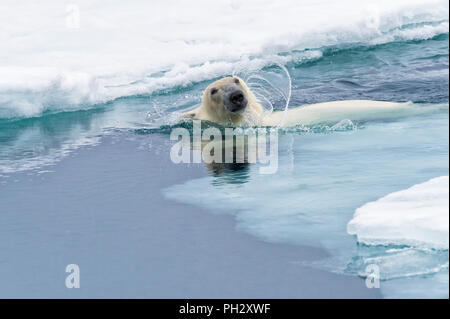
xmin=202 ymin=139 xmax=258 ymax=186
xmin=172 ymin=126 xmax=275 ymax=186
xmin=205 ymin=161 xmax=250 ymax=186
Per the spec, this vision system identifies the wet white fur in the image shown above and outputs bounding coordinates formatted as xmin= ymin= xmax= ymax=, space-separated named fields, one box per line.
xmin=184 ymin=77 xmax=419 ymax=127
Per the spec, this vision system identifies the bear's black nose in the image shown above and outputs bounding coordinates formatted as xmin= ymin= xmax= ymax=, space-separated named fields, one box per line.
xmin=230 ymin=91 xmax=244 ymax=105
xmin=226 ymin=89 xmax=247 ymax=113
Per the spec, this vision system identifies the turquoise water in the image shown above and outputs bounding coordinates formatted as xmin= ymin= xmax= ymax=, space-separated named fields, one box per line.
xmin=1 ymin=33 xmax=448 ymax=298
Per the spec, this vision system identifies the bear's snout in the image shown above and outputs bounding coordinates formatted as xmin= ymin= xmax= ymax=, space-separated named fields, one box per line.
xmin=226 ymin=89 xmax=248 ymax=113
xmin=231 ymin=91 xmax=244 ymax=104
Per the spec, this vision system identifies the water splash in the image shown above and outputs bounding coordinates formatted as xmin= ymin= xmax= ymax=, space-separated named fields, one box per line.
xmin=234 ymin=62 xmax=292 ymax=127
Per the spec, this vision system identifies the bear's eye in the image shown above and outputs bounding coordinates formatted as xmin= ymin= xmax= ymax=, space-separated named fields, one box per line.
xmin=234 ymin=78 xmax=240 ymax=84
xmin=210 ymin=88 xmax=218 ymax=95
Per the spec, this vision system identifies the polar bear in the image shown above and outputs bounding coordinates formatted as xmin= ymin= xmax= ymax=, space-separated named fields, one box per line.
xmin=183 ymin=76 xmax=418 ymax=127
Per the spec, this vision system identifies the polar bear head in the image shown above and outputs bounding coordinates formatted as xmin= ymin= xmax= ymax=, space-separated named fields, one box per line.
xmin=205 ymin=76 xmax=250 ymax=114
xmin=184 ymin=76 xmax=263 ymax=126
